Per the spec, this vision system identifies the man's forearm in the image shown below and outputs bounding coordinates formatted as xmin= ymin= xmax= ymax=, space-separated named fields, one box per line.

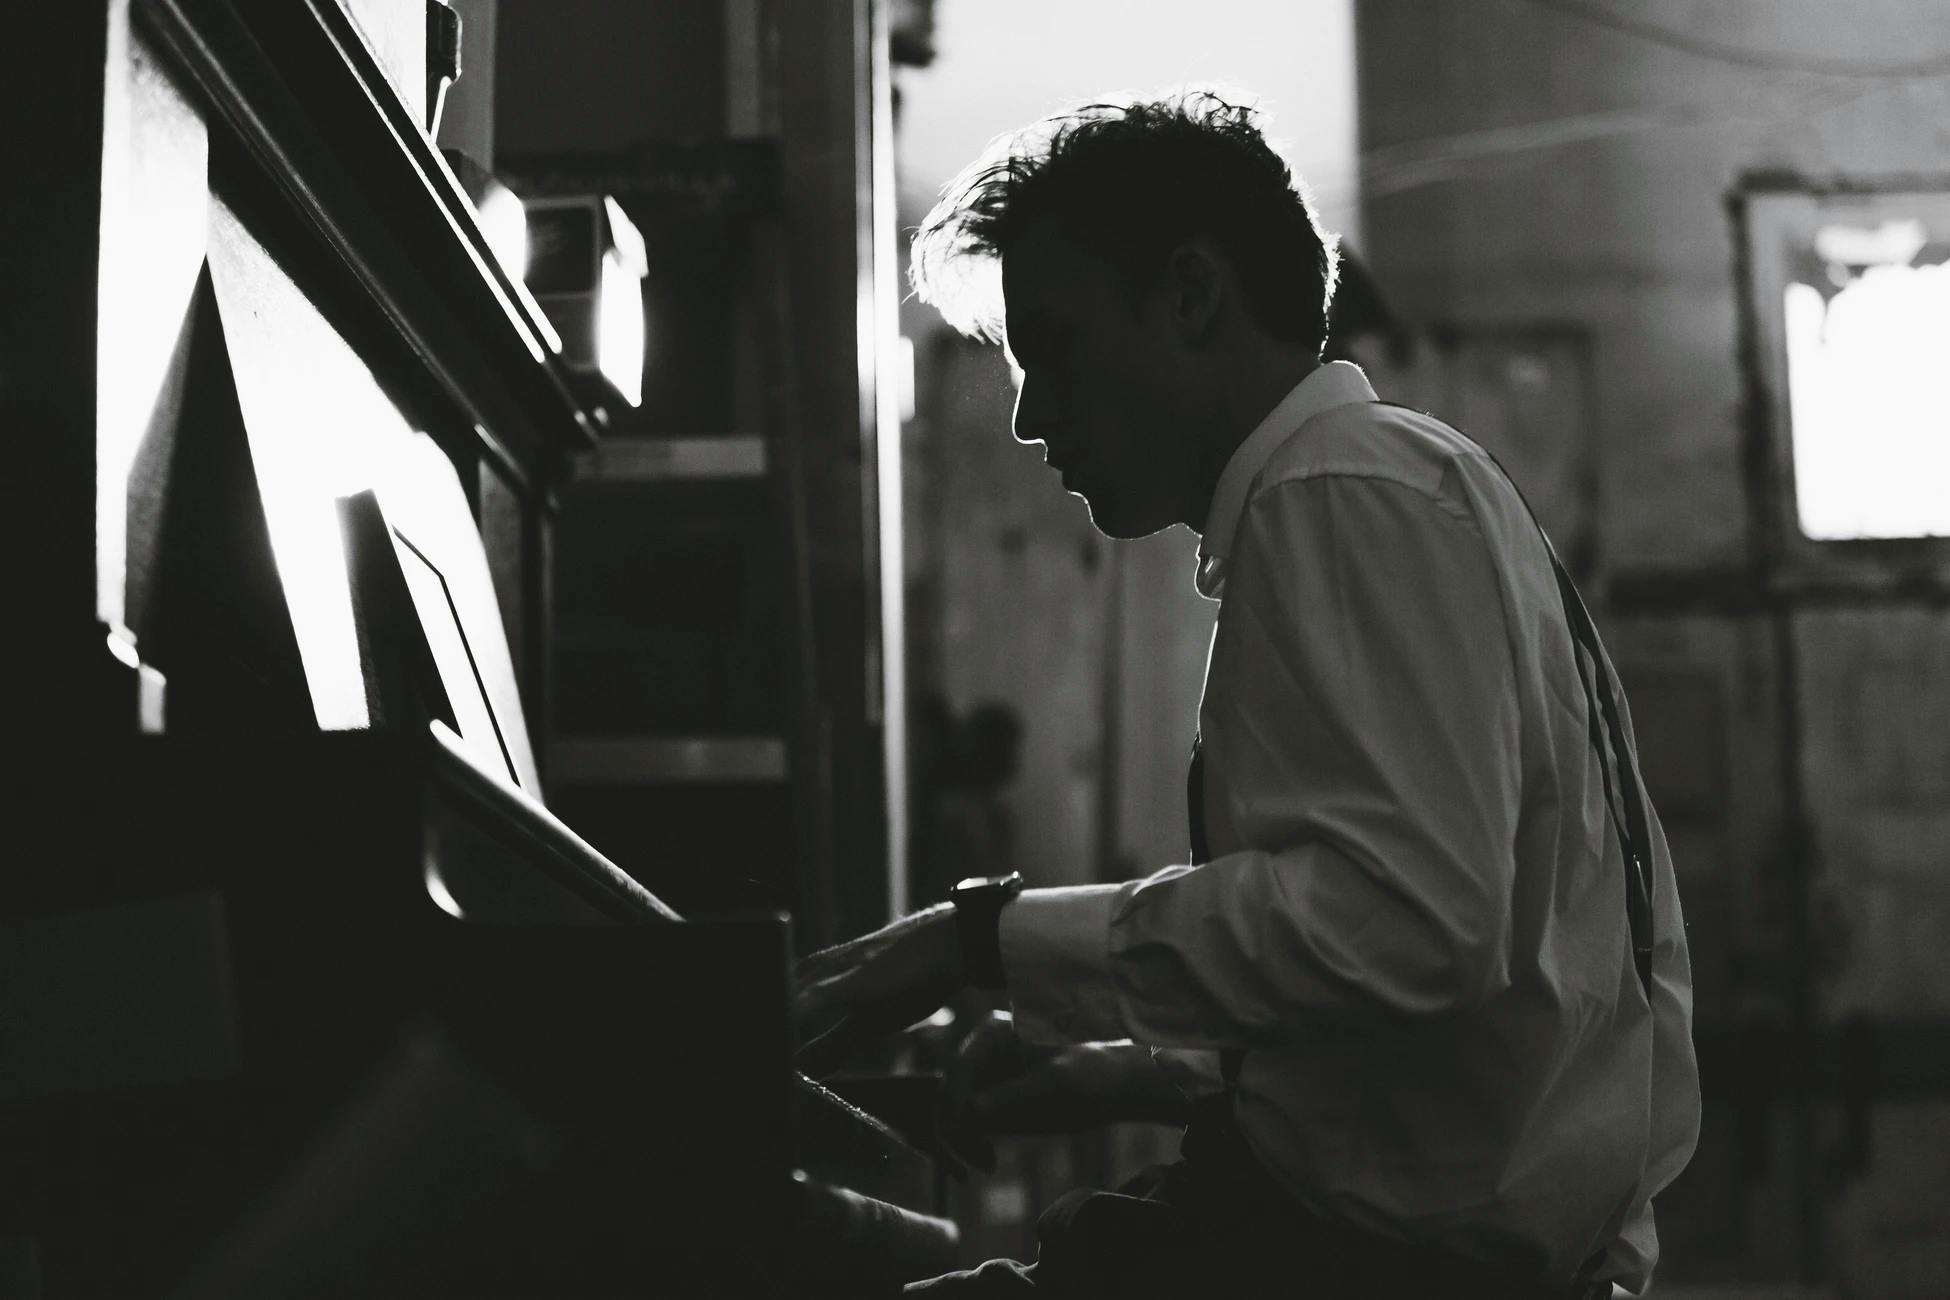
xmin=970 ymin=1040 xmax=1191 ymax=1134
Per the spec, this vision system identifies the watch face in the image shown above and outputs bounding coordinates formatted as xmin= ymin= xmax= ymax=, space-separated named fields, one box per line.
xmin=955 ymin=873 xmax=1021 ymax=899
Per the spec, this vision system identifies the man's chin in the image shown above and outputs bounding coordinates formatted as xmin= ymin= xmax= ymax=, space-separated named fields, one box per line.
xmin=1078 ymin=494 xmax=1170 ymax=541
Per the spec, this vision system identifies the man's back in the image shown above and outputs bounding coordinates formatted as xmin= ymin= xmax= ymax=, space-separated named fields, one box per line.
xmin=1179 ymin=389 xmax=1700 ymax=1285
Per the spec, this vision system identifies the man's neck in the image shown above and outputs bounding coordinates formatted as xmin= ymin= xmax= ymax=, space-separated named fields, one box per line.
xmin=1184 ymin=351 xmax=1322 ymax=534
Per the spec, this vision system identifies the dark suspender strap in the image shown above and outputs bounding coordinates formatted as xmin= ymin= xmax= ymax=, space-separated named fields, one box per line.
xmin=1187 ymin=739 xmax=1210 ymax=869
xmin=1548 ymin=558 xmax=1657 ymax=996
xmin=1189 ymin=739 xmax=1247 ymax=1088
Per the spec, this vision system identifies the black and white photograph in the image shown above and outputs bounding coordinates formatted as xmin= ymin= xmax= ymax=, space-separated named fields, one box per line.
xmin=7 ymin=1 xmax=1950 ymax=1296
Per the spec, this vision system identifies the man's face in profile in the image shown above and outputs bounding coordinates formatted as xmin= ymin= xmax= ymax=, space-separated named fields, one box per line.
xmin=1001 ymin=220 xmax=1196 ymax=539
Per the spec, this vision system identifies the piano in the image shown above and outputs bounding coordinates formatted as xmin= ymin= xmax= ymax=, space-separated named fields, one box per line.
xmin=3 ymin=1 xmax=951 ymax=1295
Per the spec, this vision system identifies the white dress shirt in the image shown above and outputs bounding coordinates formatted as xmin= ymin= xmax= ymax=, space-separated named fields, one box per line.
xmin=996 ymin=361 xmax=1700 ymax=1291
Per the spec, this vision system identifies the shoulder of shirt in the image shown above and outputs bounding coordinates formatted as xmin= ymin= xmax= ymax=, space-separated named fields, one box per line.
xmin=1244 ymin=400 xmax=1487 ymax=519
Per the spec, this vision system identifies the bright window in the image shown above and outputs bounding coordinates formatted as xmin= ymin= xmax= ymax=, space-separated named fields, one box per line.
xmin=1783 ymin=219 xmax=1950 ymax=541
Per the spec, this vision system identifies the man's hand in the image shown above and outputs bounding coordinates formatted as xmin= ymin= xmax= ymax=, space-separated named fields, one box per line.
xmin=794 ymin=904 xmax=965 ymax=1076
xmin=935 ymin=1011 xmax=1191 ymax=1173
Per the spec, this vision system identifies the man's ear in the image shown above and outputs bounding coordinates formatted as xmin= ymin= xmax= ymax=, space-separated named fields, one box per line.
xmin=1164 ymin=238 xmax=1226 ymax=343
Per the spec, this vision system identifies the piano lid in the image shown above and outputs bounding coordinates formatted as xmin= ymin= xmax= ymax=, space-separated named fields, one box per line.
xmin=198 ymin=189 xmax=541 ymax=792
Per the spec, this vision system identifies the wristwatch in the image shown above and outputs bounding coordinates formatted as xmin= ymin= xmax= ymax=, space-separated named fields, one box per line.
xmin=949 ymin=871 xmax=1024 ymax=991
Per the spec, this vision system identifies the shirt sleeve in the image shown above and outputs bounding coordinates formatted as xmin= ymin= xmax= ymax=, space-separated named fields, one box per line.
xmin=999 ymin=472 xmax=1524 ymax=1046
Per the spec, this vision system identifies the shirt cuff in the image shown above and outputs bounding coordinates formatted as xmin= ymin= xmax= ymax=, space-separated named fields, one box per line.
xmin=997 ymin=884 xmax=1124 ymax=1044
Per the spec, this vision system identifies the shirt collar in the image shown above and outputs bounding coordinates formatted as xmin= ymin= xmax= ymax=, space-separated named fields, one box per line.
xmin=1194 ymin=360 xmax=1379 ymax=599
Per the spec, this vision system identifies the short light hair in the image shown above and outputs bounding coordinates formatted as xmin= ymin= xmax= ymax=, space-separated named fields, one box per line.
xmin=910 ymin=88 xmax=1340 ymax=350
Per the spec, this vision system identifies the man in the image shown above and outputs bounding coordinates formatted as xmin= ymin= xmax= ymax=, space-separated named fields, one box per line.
xmin=796 ymin=90 xmax=1699 ymax=1298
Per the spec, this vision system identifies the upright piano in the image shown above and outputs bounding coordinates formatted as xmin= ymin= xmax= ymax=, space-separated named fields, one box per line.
xmin=3 ymin=1 xmax=949 ymax=1294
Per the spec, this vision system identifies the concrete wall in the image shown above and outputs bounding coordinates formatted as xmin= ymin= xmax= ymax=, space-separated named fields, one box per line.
xmin=1358 ymin=0 xmax=1950 ymax=570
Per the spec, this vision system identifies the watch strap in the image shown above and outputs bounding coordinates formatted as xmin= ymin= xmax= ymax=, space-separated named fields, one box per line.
xmin=952 ymin=873 xmax=1022 ymax=990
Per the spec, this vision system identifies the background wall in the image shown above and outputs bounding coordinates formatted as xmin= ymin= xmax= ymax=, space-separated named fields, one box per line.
xmin=1359 ymin=0 xmax=1950 ymax=571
